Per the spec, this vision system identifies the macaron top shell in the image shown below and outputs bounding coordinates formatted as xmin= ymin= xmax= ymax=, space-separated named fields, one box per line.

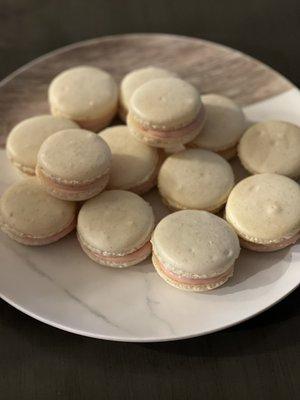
xmin=6 ymin=115 xmax=78 ymax=173
xmin=0 ymin=179 xmax=76 ymax=238
xmin=158 ymin=149 xmax=234 ymax=210
xmin=192 ymin=94 xmax=246 ymax=151
xmin=77 ymin=190 xmax=155 ymax=255
xmin=152 ymin=210 xmax=240 ymax=278
xmin=120 ymin=66 xmax=176 ymax=111
xmin=226 ymin=173 xmax=300 ymax=244
xmin=100 ymin=125 xmax=159 ymax=189
xmin=37 ymin=129 xmax=111 ymax=183
xmin=129 ymin=77 xmax=201 ymax=130
xmin=48 ymin=66 xmax=118 ymax=120
xmin=238 ymin=120 xmax=300 ymax=178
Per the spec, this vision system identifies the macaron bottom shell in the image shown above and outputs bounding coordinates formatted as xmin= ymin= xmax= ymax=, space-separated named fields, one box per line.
xmin=127 ymin=108 xmax=205 ymax=148
xmin=78 ymin=232 xmax=152 ymax=268
xmin=50 ymin=104 xmax=117 ymax=133
xmin=159 ymin=192 xmax=227 ymax=214
xmin=188 ymin=142 xmax=238 ymax=161
xmin=36 ymin=166 xmax=109 ymax=201
xmin=6 ymin=154 xmax=36 ymax=177
xmin=239 ymin=231 xmax=300 ymax=252
xmin=152 ymin=254 xmax=234 ymax=292
xmin=0 ymin=215 xmax=76 ymax=246
xmin=108 ymin=164 xmax=159 ymax=196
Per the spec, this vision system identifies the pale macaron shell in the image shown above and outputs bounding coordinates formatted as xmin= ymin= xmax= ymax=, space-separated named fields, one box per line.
xmin=151 ymin=210 xmax=240 ymax=289
xmin=77 ymin=190 xmax=155 ymax=257
xmin=191 ymin=94 xmax=246 ymax=154
xmin=119 ymin=66 xmax=177 ymax=119
xmin=225 ymin=173 xmax=300 ymax=244
xmin=0 ymin=178 xmax=76 ymax=244
xmin=129 ymin=77 xmax=202 ymax=130
xmin=99 ymin=125 xmax=159 ymax=192
xmin=238 ymin=120 xmax=300 ymax=178
xmin=37 ymin=129 xmax=111 ymax=184
xmin=158 ymin=148 xmax=234 ymax=212
xmin=6 ymin=115 xmax=79 ymax=175
xmin=48 ymin=66 xmax=118 ymax=130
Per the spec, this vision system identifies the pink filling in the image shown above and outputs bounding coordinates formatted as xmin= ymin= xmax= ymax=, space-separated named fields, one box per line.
xmin=240 ymin=231 xmax=300 ymax=252
xmin=153 ymin=254 xmax=233 ymax=285
xmin=81 ymin=239 xmax=152 ymax=264
xmin=130 ymin=107 xmax=205 ymax=139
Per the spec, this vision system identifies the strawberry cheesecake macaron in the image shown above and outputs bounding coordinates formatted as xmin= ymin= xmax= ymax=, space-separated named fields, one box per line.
xmin=225 ymin=173 xmax=300 ymax=252
xmin=158 ymin=148 xmax=234 ymax=212
xmin=0 ymin=178 xmax=77 ymax=245
xmin=100 ymin=125 xmax=160 ymax=194
xmin=151 ymin=210 xmax=240 ymax=292
xmin=77 ymin=190 xmax=155 ymax=267
xmin=238 ymin=120 xmax=300 ymax=178
xmin=119 ymin=66 xmax=176 ymax=121
xmin=127 ymin=77 xmax=205 ymax=149
xmin=36 ymin=129 xmax=111 ymax=201
xmin=48 ymin=66 xmax=118 ymax=132
xmin=6 ymin=115 xmax=78 ymax=176
xmin=191 ymin=94 xmax=246 ymax=159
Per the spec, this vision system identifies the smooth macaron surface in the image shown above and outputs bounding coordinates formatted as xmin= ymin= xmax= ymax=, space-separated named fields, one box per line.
xmin=48 ymin=66 xmax=118 ymax=121
xmin=6 ymin=115 xmax=78 ymax=175
xmin=225 ymin=173 xmax=300 ymax=244
xmin=152 ymin=210 xmax=240 ymax=278
xmin=192 ymin=94 xmax=246 ymax=151
xmin=0 ymin=179 xmax=76 ymax=239
xmin=77 ymin=190 xmax=154 ymax=255
xmin=129 ymin=77 xmax=201 ymax=130
xmin=37 ymin=129 xmax=111 ymax=183
xmin=120 ymin=66 xmax=176 ymax=116
xmin=100 ymin=125 xmax=159 ymax=190
xmin=158 ymin=149 xmax=234 ymax=211
xmin=238 ymin=120 xmax=300 ymax=178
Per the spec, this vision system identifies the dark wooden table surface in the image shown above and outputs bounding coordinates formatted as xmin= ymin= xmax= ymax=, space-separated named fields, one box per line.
xmin=0 ymin=1 xmax=300 ymax=399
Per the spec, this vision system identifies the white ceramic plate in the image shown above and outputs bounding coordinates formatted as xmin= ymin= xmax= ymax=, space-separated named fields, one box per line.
xmin=0 ymin=34 xmax=300 ymax=342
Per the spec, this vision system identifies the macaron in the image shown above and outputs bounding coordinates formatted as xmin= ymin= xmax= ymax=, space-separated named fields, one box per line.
xmin=225 ymin=173 xmax=300 ymax=252
xmin=48 ymin=66 xmax=118 ymax=132
xmin=36 ymin=129 xmax=111 ymax=201
xmin=6 ymin=115 xmax=78 ymax=176
xmin=191 ymin=94 xmax=246 ymax=159
xmin=99 ymin=125 xmax=160 ymax=194
xmin=77 ymin=190 xmax=155 ymax=267
xmin=127 ymin=77 xmax=205 ymax=149
xmin=119 ymin=66 xmax=176 ymax=121
xmin=238 ymin=120 xmax=300 ymax=178
xmin=0 ymin=178 xmax=77 ymax=246
xmin=151 ymin=210 xmax=240 ymax=292
xmin=158 ymin=148 xmax=234 ymax=212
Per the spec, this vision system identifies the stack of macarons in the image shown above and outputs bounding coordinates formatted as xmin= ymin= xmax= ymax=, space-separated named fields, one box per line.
xmin=1 ymin=63 xmax=300 ymax=294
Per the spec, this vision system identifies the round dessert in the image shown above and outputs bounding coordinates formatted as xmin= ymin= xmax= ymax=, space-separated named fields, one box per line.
xmin=100 ymin=125 xmax=160 ymax=194
xmin=119 ymin=66 xmax=176 ymax=121
xmin=225 ymin=173 xmax=300 ymax=251
xmin=191 ymin=94 xmax=246 ymax=159
xmin=6 ymin=115 xmax=78 ymax=176
xmin=48 ymin=66 xmax=118 ymax=132
xmin=0 ymin=178 xmax=77 ymax=246
xmin=158 ymin=148 xmax=234 ymax=212
xmin=238 ymin=120 xmax=300 ymax=178
xmin=151 ymin=210 xmax=240 ymax=292
xmin=77 ymin=190 xmax=155 ymax=267
xmin=127 ymin=77 xmax=205 ymax=148
xmin=36 ymin=129 xmax=111 ymax=201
